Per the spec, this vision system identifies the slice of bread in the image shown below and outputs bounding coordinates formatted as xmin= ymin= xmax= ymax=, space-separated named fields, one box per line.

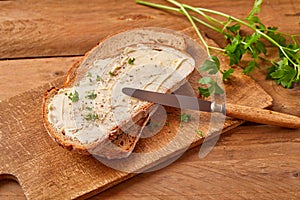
xmin=43 ymin=27 xmax=197 ymax=159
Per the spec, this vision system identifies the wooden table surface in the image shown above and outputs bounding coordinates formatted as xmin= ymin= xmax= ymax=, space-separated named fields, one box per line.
xmin=0 ymin=0 xmax=299 ymax=199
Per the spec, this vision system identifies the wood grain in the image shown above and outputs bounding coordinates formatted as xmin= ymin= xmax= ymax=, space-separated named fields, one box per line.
xmin=0 ymin=28 xmax=273 ymax=199
xmin=226 ymin=103 xmax=300 ymax=129
xmin=0 ymin=57 xmax=81 ymax=101
xmin=98 ymin=125 xmax=300 ymax=200
xmin=0 ymin=0 xmax=299 ymax=199
xmin=1 ymin=126 xmax=300 ymax=200
xmin=0 ymin=0 xmax=299 ymax=59
xmin=247 ymin=47 xmax=300 ymax=117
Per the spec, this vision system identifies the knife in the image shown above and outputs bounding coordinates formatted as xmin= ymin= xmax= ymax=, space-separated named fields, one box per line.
xmin=122 ymin=87 xmax=300 ymax=129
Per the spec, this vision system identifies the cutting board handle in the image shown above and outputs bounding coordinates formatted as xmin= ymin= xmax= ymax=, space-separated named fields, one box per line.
xmin=226 ymin=103 xmax=300 ymax=129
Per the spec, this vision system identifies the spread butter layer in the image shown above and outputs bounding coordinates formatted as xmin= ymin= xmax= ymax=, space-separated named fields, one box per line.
xmin=48 ymin=44 xmax=195 ymax=144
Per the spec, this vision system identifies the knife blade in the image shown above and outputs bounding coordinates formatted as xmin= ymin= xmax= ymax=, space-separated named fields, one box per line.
xmin=122 ymin=87 xmax=226 ymax=114
xmin=121 ymin=87 xmax=300 ymax=129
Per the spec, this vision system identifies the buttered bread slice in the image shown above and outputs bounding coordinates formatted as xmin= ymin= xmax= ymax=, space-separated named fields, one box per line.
xmin=43 ymin=28 xmax=196 ymax=159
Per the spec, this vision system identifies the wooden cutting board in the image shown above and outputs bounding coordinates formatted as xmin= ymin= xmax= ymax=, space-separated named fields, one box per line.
xmin=0 ymin=29 xmax=273 ymax=199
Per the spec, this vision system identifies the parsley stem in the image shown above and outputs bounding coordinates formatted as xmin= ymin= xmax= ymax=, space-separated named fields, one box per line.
xmin=183 ymin=4 xmax=224 ymax=34
xmin=291 ymin=35 xmax=300 ymax=46
xmin=209 ymin=46 xmax=225 ymax=52
xmin=191 ymin=14 xmax=223 ymax=34
xmin=167 ymin=0 xmax=211 ymax=57
xmin=137 ymin=0 xmax=225 ymax=55
xmin=195 ymin=7 xmax=255 ymax=30
xmin=256 ymin=29 xmax=298 ymax=66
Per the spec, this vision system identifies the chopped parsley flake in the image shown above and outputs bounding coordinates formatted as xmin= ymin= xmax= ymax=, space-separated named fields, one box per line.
xmin=85 ymin=91 xmax=97 ymax=100
xmin=87 ymin=72 xmax=92 ymax=77
xmin=148 ymin=121 xmax=161 ymax=132
xmin=96 ymin=75 xmax=102 ymax=81
xmin=86 ymin=106 xmax=93 ymax=111
xmin=180 ymin=113 xmax=192 ymax=123
xmin=67 ymin=90 xmax=79 ymax=102
xmin=109 ymin=71 xmax=115 ymax=76
xmin=84 ymin=113 xmax=99 ymax=121
xmin=195 ymin=130 xmax=204 ymax=138
xmin=128 ymin=57 xmax=135 ymax=65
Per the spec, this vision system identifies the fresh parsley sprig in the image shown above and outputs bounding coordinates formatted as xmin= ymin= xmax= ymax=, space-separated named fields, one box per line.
xmin=136 ymin=0 xmax=300 ymax=95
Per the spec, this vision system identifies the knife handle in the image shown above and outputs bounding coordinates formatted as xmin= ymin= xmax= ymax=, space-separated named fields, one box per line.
xmin=225 ymin=103 xmax=300 ymax=129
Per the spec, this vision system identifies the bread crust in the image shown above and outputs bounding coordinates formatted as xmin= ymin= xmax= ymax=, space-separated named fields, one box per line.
xmin=42 ymin=27 xmax=198 ymax=159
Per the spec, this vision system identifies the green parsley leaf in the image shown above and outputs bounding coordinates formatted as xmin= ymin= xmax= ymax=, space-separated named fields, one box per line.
xmin=269 ymin=58 xmax=297 ymax=88
xmin=109 ymin=71 xmax=115 ymax=76
xmin=225 ymin=34 xmax=241 ymax=53
xmin=198 ymin=59 xmax=219 ymax=74
xmin=197 ymin=87 xmax=211 ymax=98
xmin=86 ymin=106 xmax=93 ymax=111
xmin=198 ymin=77 xmax=213 ymax=84
xmin=214 ymin=82 xmax=225 ymax=94
xmin=180 ymin=113 xmax=192 ymax=123
xmin=247 ymin=0 xmax=263 ymax=24
xmin=96 ymin=75 xmax=102 ymax=81
xmin=148 ymin=121 xmax=161 ymax=132
xmin=267 ymin=27 xmax=287 ymax=47
xmin=198 ymin=77 xmax=224 ymax=97
xmin=243 ymin=61 xmax=259 ymax=74
xmin=87 ymin=72 xmax=92 ymax=78
xmin=68 ymin=90 xmax=79 ymax=102
xmin=256 ymin=23 xmax=266 ymax=32
xmin=222 ymin=68 xmax=234 ymax=80
xmin=195 ymin=130 xmax=204 ymax=138
xmin=247 ymin=15 xmax=261 ymax=25
xmin=211 ymin=56 xmax=220 ymax=69
xmin=85 ymin=91 xmax=97 ymax=100
xmin=255 ymin=40 xmax=266 ymax=55
xmin=128 ymin=57 xmax=135 ymax=65
xmin=226 ymin=24 xmax=240 ymax=34
xmin=245 ymin=32 xmax=261 ymax=50
xmin=266 ymin=65 xmax=277 ymax=80
xmin=84 ymin=113 xmax=99 ymax=121
xmin=225 ymin=34 xmax=247 ymax=65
